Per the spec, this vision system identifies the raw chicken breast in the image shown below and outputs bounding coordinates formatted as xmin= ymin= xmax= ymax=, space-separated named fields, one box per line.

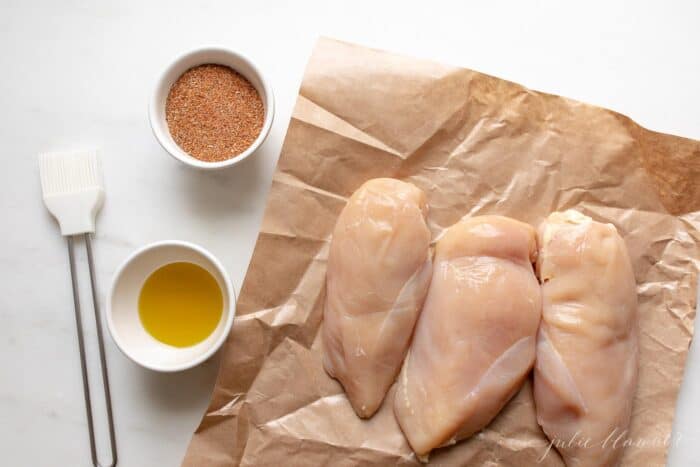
xmin=394 ymin=215 xmax=542 ymax=459
xmin=323 ymin=178 xmax=432 ymax=419
xmin=534 ymin=210 xmax=638 ymax=467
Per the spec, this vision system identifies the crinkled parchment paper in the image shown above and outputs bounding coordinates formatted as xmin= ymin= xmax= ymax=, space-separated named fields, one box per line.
xmin=183 ymin=38 xmax=700 ymax=466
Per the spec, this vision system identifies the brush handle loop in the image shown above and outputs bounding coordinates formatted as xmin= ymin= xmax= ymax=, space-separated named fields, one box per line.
xmin=67 ymin=235 xmax=117 ymax=467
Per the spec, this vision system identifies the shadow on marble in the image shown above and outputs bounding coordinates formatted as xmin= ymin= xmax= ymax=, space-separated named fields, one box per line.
xmin=137 ymin=350 xmax=222 ymax=412
xmin=174 ymin=145 xmax=268 ymax=220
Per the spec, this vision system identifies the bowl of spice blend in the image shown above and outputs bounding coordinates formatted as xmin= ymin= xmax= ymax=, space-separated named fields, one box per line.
xmin=149 ymin=46 xmax=274 ymax=169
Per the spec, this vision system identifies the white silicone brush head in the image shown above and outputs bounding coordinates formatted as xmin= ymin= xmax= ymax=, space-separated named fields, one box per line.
xmin=39 ymin=150 xmax=105 ymax=236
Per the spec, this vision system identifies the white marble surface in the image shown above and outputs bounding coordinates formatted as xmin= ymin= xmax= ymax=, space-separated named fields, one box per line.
xmin=1 ymin=1 xmax=699 ymax=466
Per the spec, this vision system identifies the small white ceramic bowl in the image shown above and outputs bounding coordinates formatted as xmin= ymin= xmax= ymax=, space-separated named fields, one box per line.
xmin=149 ymin=46 xmax=274 ymax=170
xmin=107 ymin=240 xmax=235 ymax=372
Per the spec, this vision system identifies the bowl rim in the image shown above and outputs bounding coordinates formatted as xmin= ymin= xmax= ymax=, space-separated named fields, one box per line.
xmin=106 ymin=239 xmax=236 ymax=372
xmin=148 ymin=45 xmax=275 ymax=170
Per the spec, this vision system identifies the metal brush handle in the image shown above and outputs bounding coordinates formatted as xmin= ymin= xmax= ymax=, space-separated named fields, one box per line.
xmin=67 ymin=234 xmax=118 ymax=467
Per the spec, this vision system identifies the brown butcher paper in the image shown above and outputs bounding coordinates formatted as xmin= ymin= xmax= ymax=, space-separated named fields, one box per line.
xmin=182 ymin=38 xmax=700 ymax=467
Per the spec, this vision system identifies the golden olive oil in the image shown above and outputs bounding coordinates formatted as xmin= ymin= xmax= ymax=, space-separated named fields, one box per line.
xmin=138 ymin=262 xmax=223 ymax=348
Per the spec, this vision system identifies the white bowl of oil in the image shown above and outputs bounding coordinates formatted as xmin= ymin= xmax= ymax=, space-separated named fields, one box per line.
xmin=107 ymin=240 xmax=235 ymax=372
